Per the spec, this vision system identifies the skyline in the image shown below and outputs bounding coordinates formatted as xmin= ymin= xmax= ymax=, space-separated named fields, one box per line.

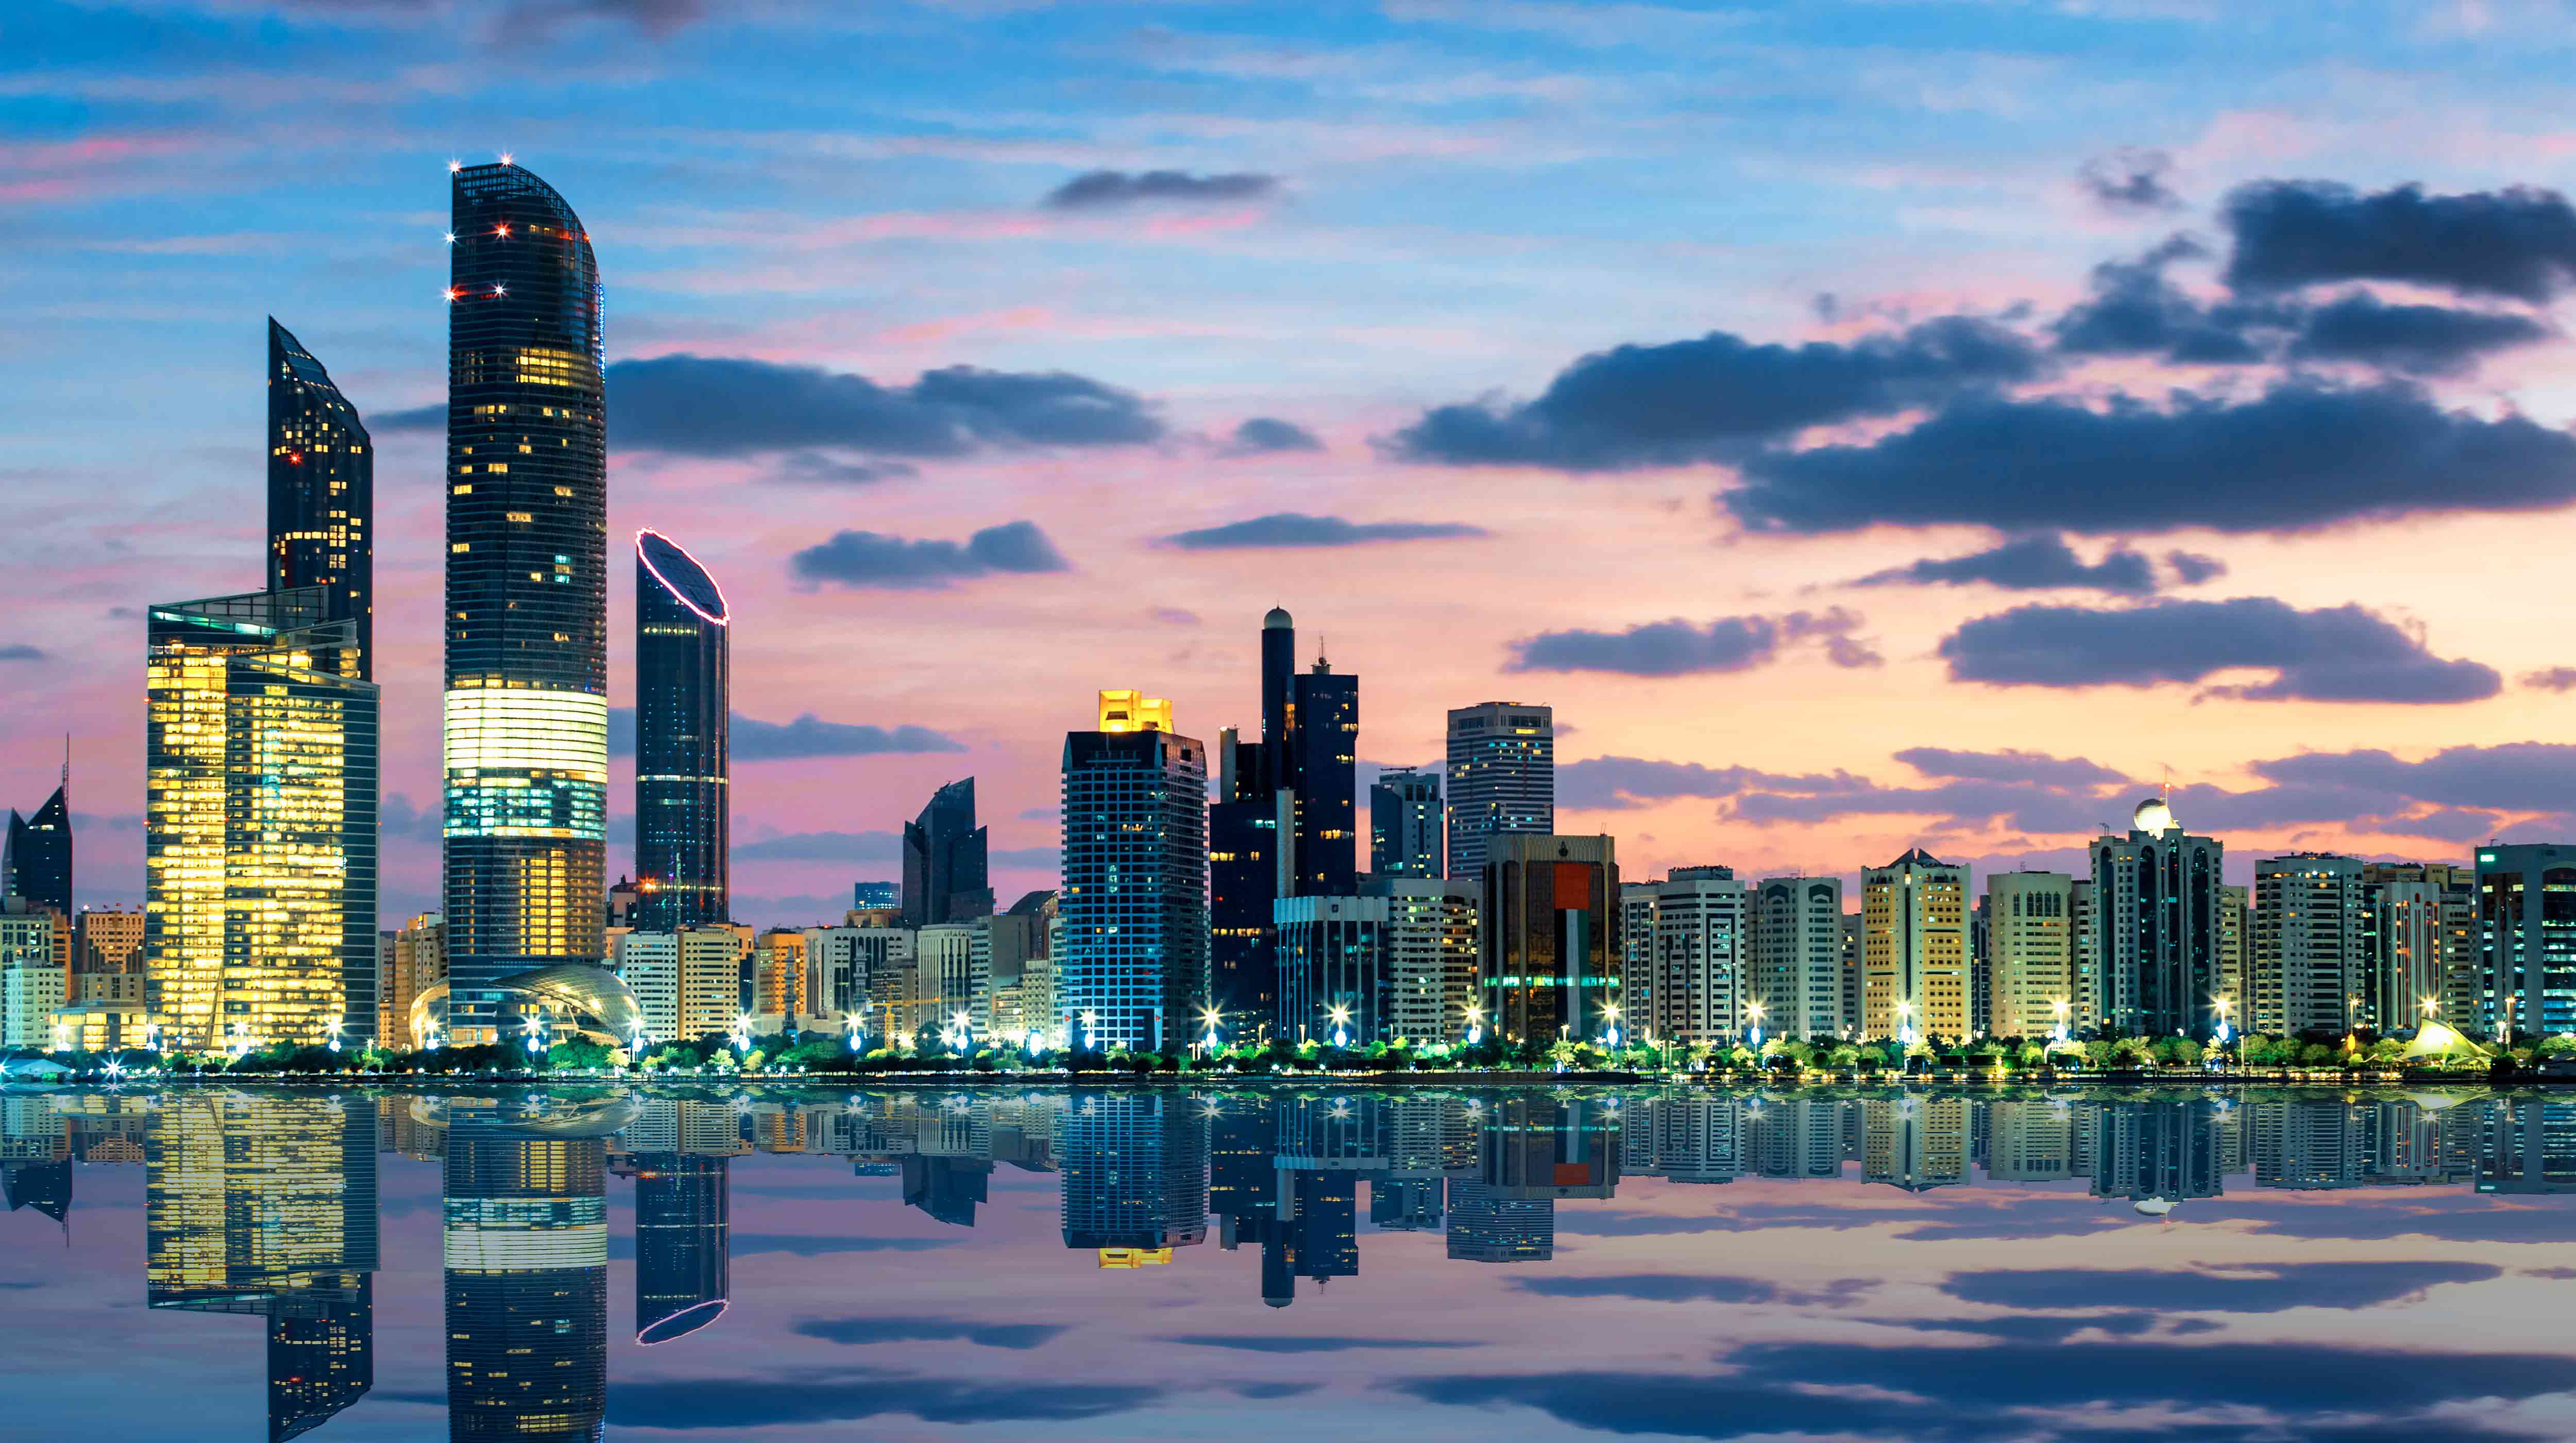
xmin=21 ymin=3 xmax=2576 ymax=929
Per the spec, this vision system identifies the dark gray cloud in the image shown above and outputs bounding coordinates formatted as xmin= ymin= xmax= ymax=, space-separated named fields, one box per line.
xmin=1043 ymin=169 xmax=1279 ymax=209
xmin=1726 ymin=383 xmax=2576 ymax=536
xmin=2523 ymin=667 xmax=2576 ymax=692
xmin=1384 ymin=317 xmax=2044 ymax=470
xmin=1938 ymin=596 xmax=2501 ymax=703
xmin=2224 ymin=180 xmax=2576 ymax=303
xmin=771 ymin=451 xmax=921 ymax=484
xmin=1557 ymin=757 xmax=1861 ymax=811
xmin=1223 ymin=417 xmax=1324 ymax=454
xmin=790 ymin=521 xmax=1071 ymax=589
xmin=728 ymin=1234 xmax=958 ymax=1255
xmin=1941 ymin=1261 xmax=2499 ymax=1315
xmin=380 ymin=793 xmax=445 ymax=845
xmin=1160 ymin=1335 xmax=1478 ymax=1353
xmin=1891 ymin=746 xmax=2127 ymax=787
xmin=2078 ymin=147 xmax=2183 ymax=213
xmin=2049 ymin=234 xmax=2274 ymax=364
xmin=1732 ymin=775 xmax=2126 ymax=834
xmin=382 ymin=356 xmax=1167 ymax=459
xmin=1512 ymin=1274 xmax=1871 ymax=1306
xmin=794 ymin=1317 xmax=1065 ymax=1350
xmin=607 ymin=1371 xmax=1159 ymax=1430
xmin=2287 ymin=293 xmax=2552 ymax=375
xmin=608 ymin=709 xmax=964 ymax=759
xmin=1511 ymin=609 xmax=1876 ymax=677
xmin=1855 ymin=534 xmax=2159 ymax=596
xmin=0 ymin=645 xmax=45 ymax=662
xmin=733 ymin=830 xmax=901 ymax=863
xmin=2166 ymin=549 xmax=2227 ymax=584
xmin=1162 ymin=512 xmax=1486 ymax=549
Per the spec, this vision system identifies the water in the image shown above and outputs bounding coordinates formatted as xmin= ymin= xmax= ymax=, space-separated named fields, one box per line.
xmin=2 ymin=1083 xmax=2572 ymax=1441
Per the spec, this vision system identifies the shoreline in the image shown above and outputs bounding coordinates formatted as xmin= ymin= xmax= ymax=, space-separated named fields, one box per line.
xmin=6 ymin=1069 xmax=2520 ymax=1093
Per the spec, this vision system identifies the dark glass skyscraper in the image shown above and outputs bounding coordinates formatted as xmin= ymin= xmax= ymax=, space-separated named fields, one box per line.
xmin=1289 ymin=655 xmax=1359 ymax=896
xmin=1368 ymin=767 xmax=1442 ymax=878
xmin=267 ymin=318 xmax=372 ymax=679
xmin=902 ymin=778 xmax=992 ymax=926
xmin=633 ymin=529 xmax=728 ymax=931
xmin=2 ymin=768 xmax=70 ymax=919
xmin=444 ymin=1112 xmax=608 ymax=1441
xmin=442 ymin=160 xmax=609 ymax=1042
xmin=632 ymin=1151 xmax=730 ymax=1345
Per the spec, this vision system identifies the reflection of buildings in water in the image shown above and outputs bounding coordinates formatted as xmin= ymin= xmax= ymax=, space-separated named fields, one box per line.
xmin=2090 ymin=1100 xmax=2223 ymax=1206
xmin=1481 ymin=1097 xmax=1618 ymax=1200
xmin=2479 ymin=1098 xmax=2576 ymax=1194
xmin=1746 ymin=1098 xmax=1844 ymax=1180
xmin=1256 ymin=1096 xmax=1381 ymax=1306
xmin=1862 ymin=1096 xmax=1968 ymax=1192
xmin=143 ymin=1094 xmax=380 ymax=1441
xmin=1986 ymin=1099 xmax=2074 ymax=1182
xmin=1059 ymin=1093 xmax=1208 ymax=1265
xmin=1623 ymin=1096 xmax=1739 ymax=1184
xmin=2367 ymin=1100 xmax=2476 ymax=1186
xmin=443 ymin=1108 xmax=608 ymax=1442
xmin=902 ymin=1155 xmax=992 ymax=1228
xmin=620 ymin=1152 xmax=730 ymax=1346
xmin=1445 ymin=1178 xmax=1552 ymax=1263
xmin=1370 ymin=1177 xmax=1444 ymax=1230
xmin=2249 ymin=1099 xmax=2367 ymax=1190
xmin=1209 ymin=1098 xmax=1277 ymax=1247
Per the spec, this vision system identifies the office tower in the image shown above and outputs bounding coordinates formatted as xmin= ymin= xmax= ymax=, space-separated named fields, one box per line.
xmin=850 ymin=880 xmax=899 ymax=911
xmin=901 ymin=778 xmax=992 ymax=927
xmin=266 ymin=319 xmax=372 ymax=679
xmin=442 ymin=159 xmax=610 ymax=1044
xmin=749 ymin=927 xmax=809 ymax=1022
xmin=1289 ymin=653 xmax=1360 ymax=896
xmin=1058 ymin=1092 xmax=1208 ymax=1262
xmin=2475 ymin=843 xmax=2576 ymax=1037
xmin=801 ymin=922 xmax=913 ymax=1025
xmin=1986 ymin=871 xmax=2075 ymax=1038
xmin=379 ymin=913 xmax=444 ymax=1048
xmin=1444 ymin=702 xmax=1553 ymax=881
xmin=1209 ymin=725 xmax=1280 ymax=1023
xmin=0 ymin=902 xmax=64 ymax=1049
xmin=2363 ymin=862 xmax=2475 ymax=1032
xmin=1620 ymin=882 xmax=1658 ymax=1023
xmin=633 ymin=529 xmax=730 ymax=931
xmin=1369 ymin=876 xmax=1477 ymax=1043
xmin=1275 ymin=895 xmax=1390 ymax=1045
xmin=1647 ymin=867 xmax=1750 ymax=1045
xmin=2 ymin=763 xmax=71 ymax=935
xmin=1862 ymin=849 xmax=1970 ymax=1040
xmin=2069 ymin=880 xmax=2098 ymax=1028
xmin=75 ymin=907 xmax=144 ymax=974
xmin=2251 ymin=853 xmax=2365 ymax=1035
xmin=632 ymin=1152 xmax=730 ymax=1344
xmin=1368 ymin=767 xmax=1442 ymax=877
xmin=2216 ymin=883 xmax=2249 ymax=1019
xmin=443 ymin=1107 xmax=609 ymax=1441
xmin=2087 ymin=797 xmax=2225 ymax=1037
xmin=1750 ymin=876 xmax=1846 ymax=1039
xmin=145 ymin=588 xmax=378 ymax=1052
xmin=1060 ymin=691 xmax=1207 ymax=1051
xmin=145 ymin=1095 xmax=380 ymax=1440
xmin=1478 ymin=834 xmax=1618 ymax=1043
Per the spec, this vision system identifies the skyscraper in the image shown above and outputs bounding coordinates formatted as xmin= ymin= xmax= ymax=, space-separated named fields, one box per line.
xmin=2088 ymin=797 xmax=2225 ymax=1037
xmin=1986 ymin=871 xmax=2075 ymax=1038
xmin=1060 ymin=691 xmax=1207 ymax=1051
xmin=632 ymin=1152 xmax=730 ymax=1345
xmin=1445 ymin=701 xmax=1552 ymax=881
xmin=633 ymin=528 xmax=729 ymax=931
xmin=1750 ymin=875 xmax=1846 ymax=1040
xmin=1368 ymin=766 xmax=1442 ymax=878
xmin=901 ymin=778 xmax=992 ymax=926
xmin=2475 ymin=843 xmax=2576 ymax=1038
xmin=145 ymin=588 xmax=378 ymax=1051
xmin=442 ymin=159 xmax=609 ymax=1044
xmin=1648 ymin=866 xmax=1751 ymax=1045
xmin=267 ymin=318 xmax=372 ymax=678
xmin=443 ymin=1105 xmax=609 ymax=1441
xmin=2251 ymin=852 xmax=2364 ymax=1035
xmin=1478 ymin=833 xmax=1618 ymax=1043
xmin=1289 ymin=652 xmax=1360 ymax=896
xmin=3 ymin=761 xmax=71 ymax=937
xmin=1862 ymin=849 xmax=1969 ymax=1040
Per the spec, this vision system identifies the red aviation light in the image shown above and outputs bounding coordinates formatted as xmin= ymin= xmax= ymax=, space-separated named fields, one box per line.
xmin=443 ymin=287 xmax=461 ymax=303
xmin=494 ymin=223 xmax=510 ymax=239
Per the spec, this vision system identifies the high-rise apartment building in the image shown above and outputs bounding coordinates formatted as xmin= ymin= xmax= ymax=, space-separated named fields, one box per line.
xmin=2251 ymin=853 xmax=2364 ymax=1036
xmin=379 ymin=913 xmax=444 ymax=1048
xmin=1369 ymin=876 xmax=1477 ymax=1043
xmin=1445 ymin=702 xmax=1552 ymax=882
xmin=850 ymin=881 xmax=899 ymax=911
xmin=613 ymin=924 xmax=750 ymax=1044
xmin=442 ymin=160 xmax=610 ymax=1043
xmin=1648 ymin=867 xmax=1750 ymax=1046
xmin=266 ymin=319 xmax=372 ymax=678
xmin=2475 ymin=843 xmax=2576 ymax=1037
xmin=2216 ymin=883 xmax=2249 ymax=1020
xmin=1368 ymin=767 xmax=1443 ymax=878
xmin=1478 ymin=834 xmax=1618 ymax=1043
xmin=902 ymin=778 xmax=992 ymax=927
xmin=74 ymin=907 xmax=144 ymax=975
xmin=145 ymin=588 xmax=378 ymax=1051
xmin=1750 ymin=875 xmax=1847 ymax=1039
xmin=1862 ymin=849 xmax=1969 ymax=1040
xmin=2363 ymin=862 xmax=2475 ymax=1032
xmin=1986 ymin=871 xmax=2075 ymax=1038
xmin=2088 ymin=798 xmax=2224 ymax=1037
xmin=0 ymin=902 xmax=63 ymax=1049
xmin=633 ymin=529 xmax=729 ymax=931
xmin=1060 ymin=691 xmax=1207 ymax=1051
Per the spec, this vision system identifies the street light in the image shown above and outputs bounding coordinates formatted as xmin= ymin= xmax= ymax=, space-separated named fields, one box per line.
xmin=1200 ymin=1005 xmax=1224 ymax=1055
xmin=2212 ymin=995 xmax=2233 ymax=1046
xmin=2049 ymin=997 xmax=2070 ymax=1044
xmin=1744 ymin=1000 xmax=1766 ymax=1050
xmin=1462 ymin=1002 xmax=1484 ymax=1047
xmin=1603 ymin=1003 xmax=1622 ymax=1049
xmin=1897 ymin=999 xmax=1917 ymax=1049
xmin=1328 ymin=1004 xmax=1351 ymax=1050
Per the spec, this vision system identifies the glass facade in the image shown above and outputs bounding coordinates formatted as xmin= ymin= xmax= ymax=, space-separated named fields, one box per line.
xmin=267 ymin=318 xmax=372 ymax=679
xmin=1059 ymin=711 xmax=1208 ymax=1052
xmin=443 ymin=1109 xmax=609 ymax=1442
xmin=144 ymin=588 xmax=379 ymax=1052
xmin=1444 ymin=702 xmax=1554 ymax=882
xmin=3 ymin=775 xmax=72 ymax=930
xmin=443 ymin=161 xmax=609 ymax=1041
xmin=901 ymin=777 xmax=991 ymax=926
xmin=633 ymin=529 xmax=729 ymax=931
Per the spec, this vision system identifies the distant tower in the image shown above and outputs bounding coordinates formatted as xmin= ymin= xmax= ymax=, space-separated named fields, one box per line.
xmin=267 ymin=318 xmax=374 ymax=678
xmin=1059 ymin=692 xmax=1206 ymax=1051
xmin=901 ymin=779 xmax=992 ymax=926
xmin=2 ymin=747 xmax=70 ymax=923
xmin=441 ymin=159 xmax=609 ymax=1043
xmin=633 ymin=529 xmax=730 ymax=930
xmin=1368 ymin=767 xmax=1442 ymax=878
xmin=1445 ymin=702 xmax=1553 ymax=881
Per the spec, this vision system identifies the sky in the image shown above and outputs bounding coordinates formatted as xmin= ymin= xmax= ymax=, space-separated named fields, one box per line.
xmin=14 ymin=0 xmax=2576 ymax=927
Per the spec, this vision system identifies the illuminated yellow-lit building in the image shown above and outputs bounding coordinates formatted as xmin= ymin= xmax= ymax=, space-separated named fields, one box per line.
xmin=144 ymin=587 xmax=378 ymax=1054
xmin=1096 ymin=689 xmax=1173 ymax=733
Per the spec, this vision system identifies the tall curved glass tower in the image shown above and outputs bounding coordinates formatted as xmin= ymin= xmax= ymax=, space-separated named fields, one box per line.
xmin=633 ymin=529 xmax=728 ymax=931
xmin=442 ymin=160 xmax=608 ymax=1042
xmin=267 ymin=317 xmax=372 ymax=679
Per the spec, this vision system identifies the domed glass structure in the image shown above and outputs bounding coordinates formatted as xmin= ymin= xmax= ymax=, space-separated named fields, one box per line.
xmin=408 ymin=962 xmax=642 ymax=1049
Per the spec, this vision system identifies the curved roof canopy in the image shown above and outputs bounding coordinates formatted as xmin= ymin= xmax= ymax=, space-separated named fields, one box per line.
xmin=638 ymin=528 xmax=729 ymax=625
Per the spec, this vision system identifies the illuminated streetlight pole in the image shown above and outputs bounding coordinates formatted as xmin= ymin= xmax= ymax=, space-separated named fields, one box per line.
xmin=1897 ymin=999 xmax=1917 ymax=1049
xmin=1744 ymin=1000 xmax=1766 ymax=1051
xmin=1462 ymin=1002 xmax=1484 ymax=1048
xmin=1328 ymin=1004 xmax=1351 ymax=1050
xmin=1603 ymin=1003 xmax=1622 ymax=1050
xmin=2050 ymin=997 xmax=2070 ymax=1044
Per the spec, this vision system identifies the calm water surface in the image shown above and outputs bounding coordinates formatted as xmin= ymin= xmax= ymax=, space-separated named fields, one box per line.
xmin=4 ymin=1084 xmax=2574 ymax=1441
